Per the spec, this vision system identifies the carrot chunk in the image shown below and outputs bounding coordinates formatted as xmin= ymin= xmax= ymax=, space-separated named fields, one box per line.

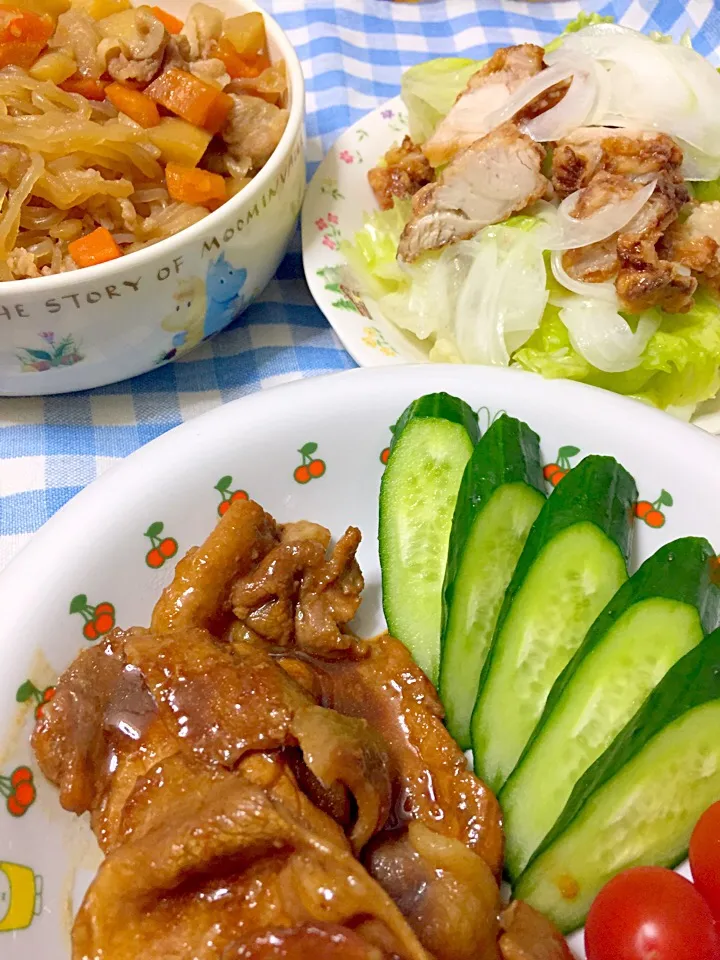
xmin=145 ymin=68 xmax=233 ymax=135
xmin=0 ymin=5 xmax=53 ymax=68
xmin=165 ymin=162 xmax=227 ymax=207
xmin=106 ymin=81 xmax=160 ymax=127
xmin=68 ymin=227 xmax=122 ymax=268
xmin=150 ymin=5 xmax=182 ymax=33
xmin=215 ymin=36 xmax=265 ymax=79
xmin=60 ymin=76 xmax=108 ymax=100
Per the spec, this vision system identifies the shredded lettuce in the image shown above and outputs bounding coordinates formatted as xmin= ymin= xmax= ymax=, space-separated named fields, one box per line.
xmin=544 ymin=12 xmax=614 ymax=53
xmin=340 ymin=200 xmax=461 ymax=341
xmin=340 ymin=200 xmax=410 ymax=302
xmin=649 ymin=28 xmax=693 ymax=48
xmin=344 ymin=203 xmax=720 ymax=412
xmin=515 ymin=291 xmax=720 ymax=410
xmin=342 ymin=208 xmax=548 ymax=347
xmin=401 ymin=58 xmax=485 ymax=144
xmin=692 ymin=178 xmax=720 ymax=203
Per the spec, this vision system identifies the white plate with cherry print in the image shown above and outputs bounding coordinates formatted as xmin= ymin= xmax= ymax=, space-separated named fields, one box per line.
xmin=1 ymin=364 xmax=717 ymax=958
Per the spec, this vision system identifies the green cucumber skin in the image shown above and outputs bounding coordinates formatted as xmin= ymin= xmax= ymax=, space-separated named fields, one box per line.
xmin=515 ymin=627 xmax=720 ymax=932
xmin=380 ymin=392 xmax=479 ymax=683
xmin=439 ymin=415 xmax=546 ymax=748
xmin=489 ymin=455 xmax=637 ymax=618
xmin=471 ymin=455 xmax=637 ymax=790
xmin=501 ymin=536 xmax=720 ymax=879
xmin=390 ymin=392 xmax=480 ymax=451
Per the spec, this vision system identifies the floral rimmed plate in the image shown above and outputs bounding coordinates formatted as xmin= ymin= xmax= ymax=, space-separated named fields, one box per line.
xmin=0 ymin=364 xmax=717 ymax=959
xmin=302 ymin=95 xmax=414 ymax=368
xmin=301 ymin=97 xmax=720 ymax=438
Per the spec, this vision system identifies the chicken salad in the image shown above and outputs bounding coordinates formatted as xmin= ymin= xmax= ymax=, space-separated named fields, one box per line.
xmin=343 ymin=14 xmax=720 ymax=417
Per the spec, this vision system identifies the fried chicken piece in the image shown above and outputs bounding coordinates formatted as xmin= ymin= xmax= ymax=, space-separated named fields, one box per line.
xmin=423 ymin=43 xmax=545 ymax=167
xmin=663 ymin=200 xmax=720 ymax=294
xmin=514 ymin=78 xmax=570 ymax=126
xmin=559 ymin=173 xmax=642 ymax=285
xmin=551 ymin=128 xmax=684 ymax=198
xmin=368 ymin=136 xmax=435 ymax=211
xmin=498 ymin=901 xmax=574 ymax=960
xmin=569 ymin=170 xmax=640 ymax=219
xmin=552 ymin=130 xmax=695 ymax=312
xmin=615 ymin=171 xmax=695 ymax=314
xmin=317 ymin=633 xmax=504 ymax=877
xmin=73 ymin=778 xmax=429 ymax=960
xmin=397 ymin=122 xmax=547 ymax=262
xmin=150 ymin=498 xmax=278 ymax=635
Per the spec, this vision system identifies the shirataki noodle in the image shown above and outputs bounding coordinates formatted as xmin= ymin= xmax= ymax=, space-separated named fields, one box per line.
xmin=0 ymin=1 xmax=288 ymax=279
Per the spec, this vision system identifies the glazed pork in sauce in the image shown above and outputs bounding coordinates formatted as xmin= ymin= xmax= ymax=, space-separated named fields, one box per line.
xmin=33 ymin=498 xmax=571 ymax=960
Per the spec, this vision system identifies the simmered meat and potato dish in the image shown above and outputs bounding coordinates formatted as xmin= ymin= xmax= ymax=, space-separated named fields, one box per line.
xmin=0 ymin=1 xmax=288 ymax=279
xmin=32 ymin=498 xmax=572 ymax=960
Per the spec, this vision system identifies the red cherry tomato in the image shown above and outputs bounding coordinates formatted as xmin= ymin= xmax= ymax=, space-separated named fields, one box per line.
xmin=585 ymin=866 xmax=720 ymax=960
xmin=690 ymin=800 xmax=720 ymax=922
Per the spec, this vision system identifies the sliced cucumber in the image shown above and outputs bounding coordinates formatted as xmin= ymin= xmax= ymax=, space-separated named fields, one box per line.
xmin=501 ymin=537 xmax=720 ymax=879
xmin=515 ymin=628 xmax=720 ymax=932
xmin=471 ymin=455 xmax=636 ymax=793
xmin=439 ymin=415 xmax=546 ymax=748
xmin=380 ymin=393 xmax=479 ymax=683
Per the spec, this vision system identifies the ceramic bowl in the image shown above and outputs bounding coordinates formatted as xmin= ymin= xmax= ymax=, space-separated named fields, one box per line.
xmin=0 ymin=0 xmax=305 ymax=396
xmin=0 ymin=365 xmax=717 ymax=958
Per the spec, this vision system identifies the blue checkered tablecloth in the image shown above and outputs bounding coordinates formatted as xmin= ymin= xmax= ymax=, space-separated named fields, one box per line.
xmin=1 ymin=0 xmax=718 ymax=570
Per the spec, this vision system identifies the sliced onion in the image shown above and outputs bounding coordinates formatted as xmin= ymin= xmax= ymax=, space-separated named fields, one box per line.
xmin=551 ymin=24 xmax=720 ymax=169
xmin=455 ymin=228 xmax=548 ymax=366
xmin=559 ymin=297 xmax=659 ymax=373
xmin=552 ymin=178 xmax=657 ymax=250
xmin=525 ymin=200 xmax=565 ymax=249
xmin=521 ymin=59 xmax=599 ymax=142
xmin=481 ymin=56 xmax=596 ymax=135
xmin=455 ymin=231 xmax=504 ymax=364
xmin=551 ymin=250 xmax=618 ymax=302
